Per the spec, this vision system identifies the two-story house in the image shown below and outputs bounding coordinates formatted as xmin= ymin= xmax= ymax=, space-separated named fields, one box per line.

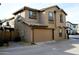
xmin=72 ymin=24 xmax=78 ymax=34
xmin=77 ymin=24 xmax=79 ymax=34
xmin=66 ymin=21 xmax=78 ymax=35
xmin=13 ymin=5 xmax=67 ymax=44
xmin=66 ymin=21 xmax=73 ymax=34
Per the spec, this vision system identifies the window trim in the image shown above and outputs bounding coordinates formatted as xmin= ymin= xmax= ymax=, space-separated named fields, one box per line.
xmin=48 ymin=12 xmax=54 ymax=21
xmin=29 ymin=10 xmax=37 ymax=19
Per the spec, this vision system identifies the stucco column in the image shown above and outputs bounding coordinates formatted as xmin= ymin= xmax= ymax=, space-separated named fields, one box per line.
xmin=39 ymin=12 xmax=48 ymax=25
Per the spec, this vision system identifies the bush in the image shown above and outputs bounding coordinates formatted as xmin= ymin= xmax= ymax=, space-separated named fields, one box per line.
xmin=13 ymin=36 xmax=21 ymax=42
xmin=0 ymin=39 xmax=4 ymax=46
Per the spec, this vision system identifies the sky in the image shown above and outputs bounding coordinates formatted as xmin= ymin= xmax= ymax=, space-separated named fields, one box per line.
xmin=0 ymin=0 xmax=79 ymax=24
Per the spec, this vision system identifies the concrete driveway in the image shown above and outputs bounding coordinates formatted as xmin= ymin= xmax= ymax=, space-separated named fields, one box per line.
xmin=0 ymin=35 xmax=79 ymax=55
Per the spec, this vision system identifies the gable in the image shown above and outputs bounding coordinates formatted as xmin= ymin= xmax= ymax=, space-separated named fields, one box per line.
xmin=41 ymin=5 xmax=67 ymax=15
xmin=41 ymin=5 xmax=60 ymax=11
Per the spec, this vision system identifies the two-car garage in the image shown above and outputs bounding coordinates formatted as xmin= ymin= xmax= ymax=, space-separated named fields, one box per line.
xmin=32 ymin=28 xmax=54 ymax=42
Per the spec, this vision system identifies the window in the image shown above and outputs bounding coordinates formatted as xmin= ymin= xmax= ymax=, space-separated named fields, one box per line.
xmin=59 ymin=28 xmax=62 ymax=37
xmin=73 ymin=25 xmax=76 ymax=28
xmin=48 ymin=12 xmax=53 ymax=21
xmin=60 ymin=14 xmax=63 ymax=23
xmin=6 ymin=22 xmax=10 ymax=26
xmin=29 ymin=10 xmax=37 ymax=19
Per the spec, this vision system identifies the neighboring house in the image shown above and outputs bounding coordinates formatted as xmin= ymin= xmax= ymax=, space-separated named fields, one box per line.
xmin=2 ymin=17 xmax=15 ymax=28
xmin=77 ymin=24 xmax=79 ymax=34
xmin=13 ymin=5 xmax=67 ymax=43
xmin=0 ymin=20 xmax=2 ymax=28
xmin=66 ymin=21 xmax=78 ymax=35
xmin=72 ymin=24 xmax=78 ymax=34
xmin=66 ymin=21 xmax=73 ymax=34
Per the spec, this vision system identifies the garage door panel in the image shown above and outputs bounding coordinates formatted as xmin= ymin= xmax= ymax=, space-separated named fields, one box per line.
xmin=34 ymin=29 xmax=52 ymax=42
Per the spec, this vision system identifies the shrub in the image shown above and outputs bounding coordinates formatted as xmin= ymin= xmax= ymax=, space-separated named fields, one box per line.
xmin=0 ymin=39 xmax=4 ymax=46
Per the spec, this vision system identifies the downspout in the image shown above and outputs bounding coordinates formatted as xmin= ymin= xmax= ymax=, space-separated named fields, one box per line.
xmin=31 ymin=28 xmax=35 ymax=45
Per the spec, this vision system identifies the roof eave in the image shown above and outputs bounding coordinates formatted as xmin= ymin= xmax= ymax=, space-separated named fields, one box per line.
xmin=13 ymin=6 xmax=41 ymax=15
xmin=60 ymin=9 xmax=67 ymax=15
xmin=40 ymin=5 xmax=60 ymax=11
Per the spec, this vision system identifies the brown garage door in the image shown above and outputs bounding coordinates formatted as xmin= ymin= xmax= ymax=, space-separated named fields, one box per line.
xmin=33 ymin=29 xmax=53 ymax=42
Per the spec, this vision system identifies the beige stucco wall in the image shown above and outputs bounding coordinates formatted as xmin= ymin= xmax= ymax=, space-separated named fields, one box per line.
xmin=56 ymin=11 xmax=66 ymax=27
xmin=39 ymin=12 xmax=48 ymax=25
xmin=54 ymin=27 xmax=66 ymax=40
xmin=14 ymin=17 xmax=32 ymax=42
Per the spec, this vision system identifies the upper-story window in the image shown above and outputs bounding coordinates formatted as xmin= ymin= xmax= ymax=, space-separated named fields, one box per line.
xmin=48 ymin=12 xmax=54 ymax=21
xmin=29 ymin=10 xmax=37 ymax=19
xmin=6 ymin=22 xmax=10 ymax=26
xmin=60 ymin=14 xmax=63 ymax=23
